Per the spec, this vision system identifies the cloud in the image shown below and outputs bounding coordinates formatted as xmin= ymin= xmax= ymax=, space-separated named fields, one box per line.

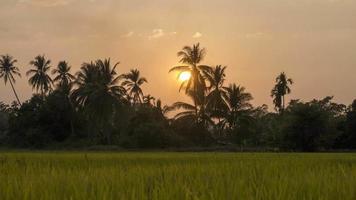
xmin=17 ymin=0 xmax=73 ymax=7
xmin=148 ymin=29 xmax=165 ymax=39
xmin=192 ymin=32 xmax=202 ymax=38
xmin=121 ymin=31 xmax=134 ymax=38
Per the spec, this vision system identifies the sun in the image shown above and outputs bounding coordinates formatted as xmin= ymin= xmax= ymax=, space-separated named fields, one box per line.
xmin=178 ymin=71 xmax=191 ymax=82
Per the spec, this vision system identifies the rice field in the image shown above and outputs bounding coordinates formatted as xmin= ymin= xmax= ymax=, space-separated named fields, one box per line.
xmin=0 ymin=152 xmax=356 ymax=200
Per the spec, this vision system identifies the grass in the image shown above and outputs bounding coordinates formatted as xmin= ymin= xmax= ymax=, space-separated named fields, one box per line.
xmin=0 ymin=152 xmax=356 ymax=200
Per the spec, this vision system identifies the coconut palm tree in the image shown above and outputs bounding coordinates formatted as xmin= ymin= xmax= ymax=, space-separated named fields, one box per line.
xmin=271 ymin=72 xmax=293 ymax=112
xmin=52 ymin=61 xmax=75 ymax=88
xmin=203 ymin=65 xmax=228 ymax=119
xmin=27 ymin=55 xmax=53 ymax=96
xmin=222 ymin=84 xmax=253 ymax=130
xmin=169 ymin=43 xmax=211 ymax=116
xmin=121 ymin=69 xmax=147 ymax=104
xmin=166 ymin=91 xmax=212 ymax=126
xmin=72 ymin=59 xmax=125 ymax=117
xmin=0 ymin=54 xmax=21 ymax=105
xmin=72 ymin=58 xmax=126 ymax=143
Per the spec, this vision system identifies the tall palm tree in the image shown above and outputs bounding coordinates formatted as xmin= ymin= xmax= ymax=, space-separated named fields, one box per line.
xmin=0 ymin=54 xmax=21 ymax=105
xmin=222 ymin=84 xmax=253 ymax=130
xmin=27 ymin=55 xmax=53 ymax=96
xmin=52 ymin=61 xmax=75 ymax=88
xmin=203 ymin=65 xmax=228 ymax=119
xmin=271 ymin=72 xmax=293 ymax=112
xmin=121 ymin=69 xmax=147 ymax=104
xmin=169 ymin=43 xmax=211 ymax=116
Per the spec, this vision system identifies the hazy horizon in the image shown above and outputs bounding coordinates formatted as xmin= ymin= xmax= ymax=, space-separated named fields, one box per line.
xmin=1 ymin=0 xmax=356 ymax=108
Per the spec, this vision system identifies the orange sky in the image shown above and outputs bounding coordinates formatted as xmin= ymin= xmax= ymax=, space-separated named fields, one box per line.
xmin=1 ymin=0 xmax=356 ymax=108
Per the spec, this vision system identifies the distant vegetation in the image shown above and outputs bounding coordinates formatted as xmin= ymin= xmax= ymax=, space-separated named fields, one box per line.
xmin=0 ymin=43 xmax=356 ymax=151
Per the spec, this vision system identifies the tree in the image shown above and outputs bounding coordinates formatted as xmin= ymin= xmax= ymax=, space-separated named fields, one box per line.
xmin=166 ymin=91 xmax=212 ymax=126
xmin=52 ymin=61 xmax=75 ymax=88
xmin=121 ymin=69 xmax=147 ymax=104
xmin=344 ymin=100 xmax=356 ymax=148
xmin=71 ymin=59 xmax=126 ymax=144
xmin=143 ymin=94 xmax=155 ymax=107
xmin=203 ymin=65 xmax=228 ymax=121
xmin=222 ymin=84 xmax=253 ymax=130
xmin=169 ymin=43 xmax=211 ymax=117
xmin=0 ymin=54 xmax=22 ymax=105
xmin=281 ymin=97 xmax=345 ymax=151
xmin=27 ymin=55 xmax=53 ymax=96
xmin=271 ymin=72 xmax=293 ymax=112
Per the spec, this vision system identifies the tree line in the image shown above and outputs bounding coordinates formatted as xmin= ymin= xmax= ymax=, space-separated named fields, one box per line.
xmin=0 ymin=43 xmax=355 ymax=151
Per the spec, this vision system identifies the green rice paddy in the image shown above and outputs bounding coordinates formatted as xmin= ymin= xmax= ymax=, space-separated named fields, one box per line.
xmin=0 ymin=152 xmax=355 ymax=200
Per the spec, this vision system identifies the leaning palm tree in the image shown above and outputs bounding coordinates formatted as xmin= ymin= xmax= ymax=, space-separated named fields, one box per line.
xmin=121 ymin=69 xmax=147 ymax=104
xmin=169 ymin=43 xmax=211 ymax=116
xmin=71 ymin=58 xmax=126 ymax=143
xmin=271 ymin=72 xmax=293 ymax=112
xmin=52 ymin=61 xmax=75 ymax=88
xmin=0 ymin=54 xmax=21 ymax=105
xmin=222 ymin=84 xmax=253 ymax=130
xmin=27 ymin=55 xmax=53 ymax=96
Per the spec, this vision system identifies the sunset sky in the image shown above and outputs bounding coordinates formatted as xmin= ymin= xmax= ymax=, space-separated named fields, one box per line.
xmin=1 ymin=0 xmax=356 ymax=108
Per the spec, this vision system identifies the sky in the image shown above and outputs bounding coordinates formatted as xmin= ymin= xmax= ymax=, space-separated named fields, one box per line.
xmin=1 ymin=0 xmax=356 ymax=109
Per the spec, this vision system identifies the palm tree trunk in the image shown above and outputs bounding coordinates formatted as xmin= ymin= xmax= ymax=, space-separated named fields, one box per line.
xmin=8 ymin=79 xmax=21 ymax=106
xmin=282 ymin=95 xmax=285 ymax=112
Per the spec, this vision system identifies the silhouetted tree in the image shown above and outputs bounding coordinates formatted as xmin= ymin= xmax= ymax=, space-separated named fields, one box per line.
xmin=222 ymin=84 xmax=253 ymax=131
xmin=121 ymin=69 xmax=147 ymax=104
xmin=203 ymin=65 xmax=228 ymax=122
xmin=52 ymin=61 xmax=75 ymax=88
xmin=71 ymin=59 xmax=125 ymax=144
xmin=271 ymin=72 xmax=293 ymax=112
xmin=281 ymin=97 xmax=345 ymax=151
xmin=143 ymin=94 xmax=155 ymax=107
xmin=27 ymin=55 xmax=53 ymax=96
xmin=0 ymin=54 xmax=22 ymax=105
xmin=169 ymin=43 xmax=210 ymax=117
xmin=166 ymin=91 xmax=212 ymax=126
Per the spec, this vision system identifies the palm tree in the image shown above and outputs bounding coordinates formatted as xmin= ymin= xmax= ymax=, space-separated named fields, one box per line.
xmin=121 ymin=69 xmax=147 ymax=104
xmin=0 ymin=54 xmax=21 ymax=105
xmin=203 ymin=65 xmax=228 ymax=119
xmin=72 ymin=59 xmax=126 ymax=143
xmin=27 ymin=55 xmax=53 ymax=96
xmin=52 ymin=61 xmax=75 ymax=88
xmin=271 ymin=72 xmax=293 ymax=112
xmin=222 ymin=84 xmax=253 ymax=130
xmin=72 ymin=59 xmax=126 ymax=117
xmin=143 ymin=94 xmax=155 ymax=106
xmin=166 ymin=91 xmax=212 ymax=126
xmin=169 ymin=43 xmax=211 ymax=116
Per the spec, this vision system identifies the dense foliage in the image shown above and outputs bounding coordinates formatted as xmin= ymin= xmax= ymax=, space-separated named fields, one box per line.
xmin=0 ymin=44 xmax=355 ymax=151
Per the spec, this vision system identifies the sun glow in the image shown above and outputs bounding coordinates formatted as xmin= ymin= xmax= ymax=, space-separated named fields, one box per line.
xmin=178 ymin=71 xmax=191 ymax=82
